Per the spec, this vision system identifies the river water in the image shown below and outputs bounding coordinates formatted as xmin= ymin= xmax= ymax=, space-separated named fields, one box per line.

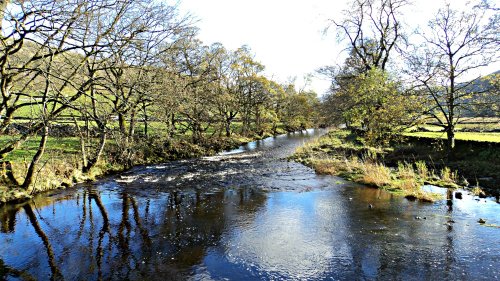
xmin=0 ymin=129 xmax=499 ymax=280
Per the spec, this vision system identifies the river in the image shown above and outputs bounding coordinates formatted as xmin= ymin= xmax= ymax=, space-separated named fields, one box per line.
xmin=0 ymin=129 xmax=499 ymax=280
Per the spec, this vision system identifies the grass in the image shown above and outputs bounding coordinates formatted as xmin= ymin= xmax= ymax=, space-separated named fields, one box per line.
xmin=292 ymin=129 xmax=455 ymax=202
xmin=404 ymin=131 xmax=500 ymax=143
xmin=0 ymin=119 xmax=291 ymax=204
xmin=0 ymin=187 xmax=31 ymax=204
xmin=296 ymin=127 xmax=500 ymax=199
xmin=304 ymin=156 xmax=445 ymax=202
xmin=405 ymin=116 xmax=500 ymax=142
xmin=0 ymin=136 xmax=81 ymax=162
xmin=0 ymin=157 xmax=83 ymax=203
xmin=362 ymin=162 xmax=392 ymax=187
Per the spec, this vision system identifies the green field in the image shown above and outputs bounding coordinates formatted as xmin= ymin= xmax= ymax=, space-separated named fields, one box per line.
xmin=406 ymin=117 xmax=500 ymax=143
xmin=404 ymin=131 xmax=500 ymax=143
xmin=0 ymin=136 xmax=81 ymax=161
xmin=0 ymin=119 xmax=283 ymax=163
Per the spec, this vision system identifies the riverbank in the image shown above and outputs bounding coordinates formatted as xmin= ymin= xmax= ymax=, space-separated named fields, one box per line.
xmin=0 ymin=131 xmax=279 ymax=204
xmin=291 ymin=129 xmax=499 ymax=202
xmin=2 ymin=127 xmax=499 ymax=280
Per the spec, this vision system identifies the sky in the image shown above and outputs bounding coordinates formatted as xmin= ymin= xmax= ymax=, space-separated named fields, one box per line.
xmin=178 ymin=0 xmax=499 ymax=96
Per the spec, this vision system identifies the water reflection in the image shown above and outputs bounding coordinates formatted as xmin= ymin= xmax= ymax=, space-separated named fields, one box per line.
xmin=0 ymin=204 xmax=18 ymax=233
xmin=222 ymin=191 xmax=348 ymax=280
xmin=0 ymin=184 xmax=269 ymax=280
xmin=0 ymin=129 xmax=499 ymax=280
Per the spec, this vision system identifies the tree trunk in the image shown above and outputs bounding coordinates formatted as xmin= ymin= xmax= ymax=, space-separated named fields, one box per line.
xmin=192 ymin=121 xmax=202 ymax=144
xmin=128 ymin=110 xmax=136 ymax=141
xmin=143 ymin=103 xmax=148 ymax=139
xmin=225 ymin=122 xmax=231 ymax=137
xmin=73 ymin=116 xmax=88 ymax=169
xmin=255 ymin=107 xmax=261 ymax=135
xmin=169 ymin=113 xmax=176 ymax=138
xmin=0 ymin=107 xmax=15 ymax=134
xmin=242 ymin=107 xmax=250 ymax=135
xmin=446 ymin=125 xmax=456 ymax=154
xmin=22 ymin=125 xmax=49 ymax=190
xmin=118 ymin=112 xmax=127 ymax=140
xmin=1 ymin=160 xmax=19 ymax=186
xmin=83 ymin=130 xmax=107 ymax=173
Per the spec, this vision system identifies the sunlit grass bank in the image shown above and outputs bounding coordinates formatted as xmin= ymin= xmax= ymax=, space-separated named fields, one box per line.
xmin=0 ymin=127 xmax=267 ymax=204
xmin=404 ymin=131 xmax=500 ymax=143
xmin=291 ymin=129 xmax=465 ymax=202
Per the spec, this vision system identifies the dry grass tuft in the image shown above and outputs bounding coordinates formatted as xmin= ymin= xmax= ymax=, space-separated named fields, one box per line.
xmin=440 ymin=167 xmax=458 ymax=183
xmin=397 ymin=162 xmax=416 ymax=180
xmin=361 ymin=162 xmax=392 ymax=187
xmin=311 ymin=159 xmax=338 ymax=175
xmin=404 ymin=189 xmax=442 ymax=202
xmin=292 ymin=129 xmax=456 ymax=203
xmin=471 ymin=186 xmax=485 ymax=196
xmin=394 ymin=178 xmax=420 ymax=191
xmin=415 ymin=161 xmax=429 ymax=179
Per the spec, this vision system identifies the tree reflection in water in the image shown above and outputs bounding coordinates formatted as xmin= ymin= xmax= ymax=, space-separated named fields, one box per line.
xmin=0 ymin=130 xmax=499 ymax=280
xmin=0 ymin=184 xmax=267 ymax=280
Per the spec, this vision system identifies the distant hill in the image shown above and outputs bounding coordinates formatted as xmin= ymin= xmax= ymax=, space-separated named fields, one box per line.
xmin=462 ymin=70 xmax=499 ymax=92
xmin=461 ymin=70 xmax=499 ymax=117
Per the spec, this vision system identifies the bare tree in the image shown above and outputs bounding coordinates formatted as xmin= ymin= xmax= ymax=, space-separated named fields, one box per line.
xmin=0 ymin=0 xmax=191 ymax=188
xmin=406 ymin=1 xmax=499 ymax=152
xmin=328 ymin=0 xmax=409 ymax=71
xmin=100 ymin=0 xmax=190 ymax=163
xmin=0 ymin=0 xmax=116 ymax=188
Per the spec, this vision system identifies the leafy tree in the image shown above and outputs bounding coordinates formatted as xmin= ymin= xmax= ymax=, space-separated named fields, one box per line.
xmin=322 ymin=0 xmax=411 ymax=138
xmin=280 ymin=85 xmax=319 ymax=131
xmin=341 ymin=68 xmax=421 ymax=145
xmin=167 ymin=37 xmax=221 ymax=143
xmin=208 ymin=44 xmax=236 ymax=137
xmin=231 ymin=46 xmax=266 ymax=135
